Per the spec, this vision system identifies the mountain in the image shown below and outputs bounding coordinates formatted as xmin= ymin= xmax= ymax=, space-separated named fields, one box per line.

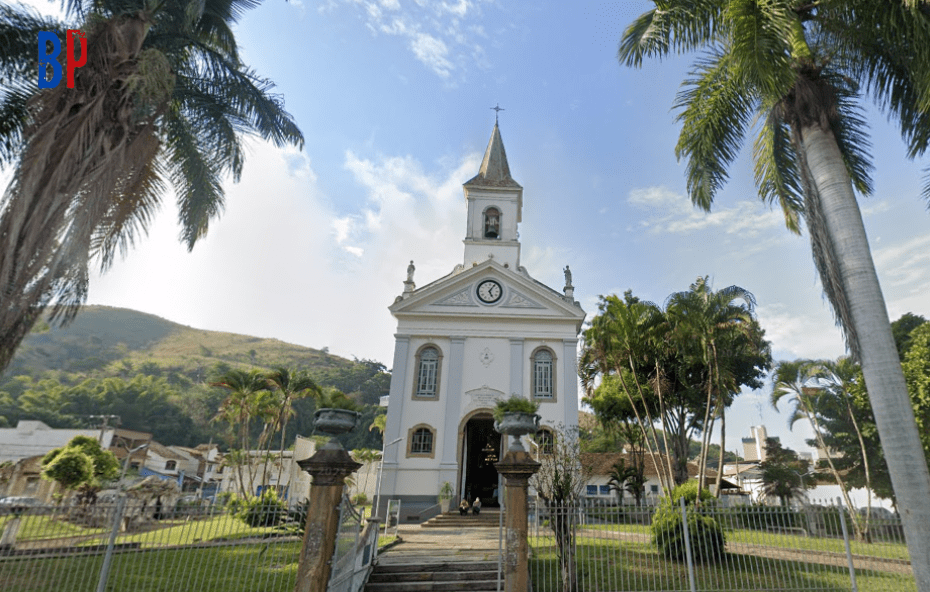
xmin=0 ymin=307 xmax=389 ymax=450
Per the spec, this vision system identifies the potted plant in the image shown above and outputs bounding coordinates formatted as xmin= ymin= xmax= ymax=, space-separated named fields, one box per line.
xmin=438 ymin=481 xmax=454 ymax=513
xmin=313 ymin=389 xmax=362 ymax=449
xmin=493 ymin=395 xmax=541 ymax=452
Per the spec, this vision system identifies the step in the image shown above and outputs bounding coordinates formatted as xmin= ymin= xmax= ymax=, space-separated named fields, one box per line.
xmin=365 ymin=579 xmax=500 ymax=592
xmin=373 ymin=561 xmax=498 ymax=574
xmin=365 ymin=559 xmax=502 ymax=592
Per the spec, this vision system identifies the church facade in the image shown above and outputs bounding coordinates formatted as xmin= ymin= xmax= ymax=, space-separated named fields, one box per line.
xmin=378 ymin=123 xmax=585 ymax=520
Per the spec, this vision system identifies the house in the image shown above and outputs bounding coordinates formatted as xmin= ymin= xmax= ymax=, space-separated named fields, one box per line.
xmin=580 ymin=452 xmax=722 ymax=504
xmin=0 ymin=420 xmax=115 ymax=463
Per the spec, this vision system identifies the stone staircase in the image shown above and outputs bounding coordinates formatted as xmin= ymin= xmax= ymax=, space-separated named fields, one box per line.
xmin=419 ymin=509 xmax=502 ymax=528
xmin=364 ymin=559 xmax=500 ymax=592
xmin=365 ymin=514 xmax=503 ymax=592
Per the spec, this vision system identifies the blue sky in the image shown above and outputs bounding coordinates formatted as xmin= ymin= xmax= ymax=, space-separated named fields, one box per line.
xmin=15 ymin=0 xmax=930 ymax=457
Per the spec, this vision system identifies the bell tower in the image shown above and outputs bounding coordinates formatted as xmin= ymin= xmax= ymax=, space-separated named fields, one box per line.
xmin=462 ymin=123 xmax=523 ymax=270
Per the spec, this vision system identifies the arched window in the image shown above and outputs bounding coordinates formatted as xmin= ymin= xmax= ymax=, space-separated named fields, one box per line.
xmin=484 ymin=207 xmax=501 ymax=239
xmin=165 ymin=460 xmax=177 ymax=471
xmin=532 ymin=348 xmax=555 ymax=400
xmin=414 ymin=346 xmax=441 ymax=399
xmin=407 ymin=424 xmax=436 ymax=458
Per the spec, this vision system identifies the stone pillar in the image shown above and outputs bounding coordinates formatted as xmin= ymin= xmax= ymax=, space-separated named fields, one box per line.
xmin=495 ymin=450 xmax=540 ymax=592
xmin=294 ymin=448 xmax=362 ymax=592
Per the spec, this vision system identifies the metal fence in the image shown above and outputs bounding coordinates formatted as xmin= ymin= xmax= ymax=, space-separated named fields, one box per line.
xmin=327 ymin=494 xmax=380 ymax=592
xmin=0 ymin=499 xmax=302 ymax=592
xmin=528 ymin=497 xmax=914 ymax=592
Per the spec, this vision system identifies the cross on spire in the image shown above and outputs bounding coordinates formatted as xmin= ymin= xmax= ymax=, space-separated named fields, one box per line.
xmin=491 ymin=103 xmax=505 ymax=123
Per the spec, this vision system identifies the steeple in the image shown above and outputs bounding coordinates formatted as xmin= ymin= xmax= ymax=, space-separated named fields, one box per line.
xmin=462 ymin=122 xmax=524 ymax=269
xmin=464 ymin=123 xmax=522 ymax=189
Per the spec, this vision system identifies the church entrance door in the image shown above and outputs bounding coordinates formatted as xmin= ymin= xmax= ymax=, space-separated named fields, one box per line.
xmin=461 ymin=414 xmax=502 ymax=507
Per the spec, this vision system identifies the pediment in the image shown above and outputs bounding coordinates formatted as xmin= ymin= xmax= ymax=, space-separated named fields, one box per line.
xmin=389 ymin=259 xmax=585 ymax=322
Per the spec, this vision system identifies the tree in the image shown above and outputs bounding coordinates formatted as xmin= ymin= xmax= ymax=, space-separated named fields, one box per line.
xmin=530 ymin=424 xmax=591 ymax=592
xmin=758 ymin=438 xmax=812 ymax=507
xmin=0 ymin=0 xmax=303 ymax=372
xmin=893 ymin=313 xmax=929 ymax=360
xmin=619 ymin=3 xmax=930 ymax=582
xmin=42 ymin=435 xmax=120 ymax=502
xmin=211 ymin=369 xmax=272 ymax=497
xmin=664 ymin=277 xmax=770 ymax=494
xmin=607 ymin=459 xmax=643 ymax=507
xmin=771 ymin=358 xmax=867 ymax=538
xmin=264 ymin=367 xmax=320 ymax=484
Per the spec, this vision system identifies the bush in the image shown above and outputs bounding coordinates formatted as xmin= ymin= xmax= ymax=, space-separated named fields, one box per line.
xmin=237 ymin=490 xmax=286 ymax=528
xmin=652 ymin=481 xmax=725 ymax=564
xmin=352 ymin=492 xmax=368 ymax=506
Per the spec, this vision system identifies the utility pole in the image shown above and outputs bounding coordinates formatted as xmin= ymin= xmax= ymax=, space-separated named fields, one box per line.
xmin=89 ymin=415 xmax=120 ymax=446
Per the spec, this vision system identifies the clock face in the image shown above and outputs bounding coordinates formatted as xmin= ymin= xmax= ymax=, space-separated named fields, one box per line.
xmin=476 ymin=279 xmax=503 ymax=304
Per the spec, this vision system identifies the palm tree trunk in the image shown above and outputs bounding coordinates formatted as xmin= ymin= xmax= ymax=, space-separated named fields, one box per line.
xmin=802 ymin=126 xmax=930 ymax=582
xmin=714 ymin=410 xmax=726 ymax=499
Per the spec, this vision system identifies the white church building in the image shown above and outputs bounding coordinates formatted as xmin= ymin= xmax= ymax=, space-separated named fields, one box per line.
xmin=377 ymin=122 xmax=585 ymax=520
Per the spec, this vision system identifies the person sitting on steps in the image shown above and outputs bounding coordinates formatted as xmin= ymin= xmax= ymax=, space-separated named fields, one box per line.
xmin=459 ymin=500 xmax=470 ymax=516
xmin=472 ymin=497 xmax=482 ymax=515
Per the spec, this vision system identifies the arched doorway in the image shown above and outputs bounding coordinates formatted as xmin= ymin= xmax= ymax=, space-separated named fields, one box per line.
xmin=459 ymin=413 xmax=503 ymax=507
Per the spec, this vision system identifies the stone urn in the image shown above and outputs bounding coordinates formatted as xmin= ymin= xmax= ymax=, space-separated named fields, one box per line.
xmin=313 ymin=408 xmax=361 ymax=449
xmin=494 ymin=412 xmax=541 ymax=452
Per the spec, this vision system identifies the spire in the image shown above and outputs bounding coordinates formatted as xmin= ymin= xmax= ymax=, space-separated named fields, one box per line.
xmin=464 ymin=122 xmax=522 ymax=189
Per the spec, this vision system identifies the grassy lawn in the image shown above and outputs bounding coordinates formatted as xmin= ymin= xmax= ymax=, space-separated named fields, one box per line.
xmin=1 ymin=542 xmax=301 ymax=592
xmin=530 ymin=536 xmax=916 ymax=592
xmin=115 ymin=515 xmax=288 ymax=547
xmin=0 ymin=514 xmax=108 ymax=542
xmin=576 ymin=520 xmax=910 ymax=562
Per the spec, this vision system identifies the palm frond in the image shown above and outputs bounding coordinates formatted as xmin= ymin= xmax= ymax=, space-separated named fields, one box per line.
xmin=725 ymin=0 xmax=797 ymax=97
xmin=618 ymin=0 xmax=727 ymax=67
xmin=162 ymin=112 xmax=225 ymax=250
xmin=753 ymin=101 xmax=803 ymax=233
xmin=673 ymin=50 xmax=757 ymax=210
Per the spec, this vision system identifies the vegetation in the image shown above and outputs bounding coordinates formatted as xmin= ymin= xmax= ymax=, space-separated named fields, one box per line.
xmin=757 ymin=439 xmax=813 ymax=508
xmin=233 ymin=490 xmax=287 ymax=528
xmin=618 ymin=1 xmax=930 ymax=577
xmin=651 ymin=481 xmax=724 ymax=564
xmin=493 ymin=395 xmax=540 ymax=422
xmin=580 ymin=282 xmax=770 ymax=492
xmin=41 ymin=435 xmax=120 ymax=500
xmin=0 ymin=307 xmax=390 ymax=451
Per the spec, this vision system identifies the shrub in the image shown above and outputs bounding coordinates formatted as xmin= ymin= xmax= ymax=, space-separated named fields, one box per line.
xmin=352 ymin=492 xmax=369 ymax=506
xmin=652 ymin=481 xmax=725 ymax=564
xmin=493 ymin=395 xmax=540 ymax=422
xmin=237 ymin=490 xmax=286 ymax=528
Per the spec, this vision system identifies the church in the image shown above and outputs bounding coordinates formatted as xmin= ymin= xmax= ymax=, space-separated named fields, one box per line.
xmin=378 ymin=121 xmax=585 ymax=520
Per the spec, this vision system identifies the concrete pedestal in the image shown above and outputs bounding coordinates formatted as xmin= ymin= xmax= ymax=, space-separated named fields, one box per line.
xmin=294 ymin=448 xmax=362 ymax=592
xmin=495 ymin=450 xmax=540 ymax=592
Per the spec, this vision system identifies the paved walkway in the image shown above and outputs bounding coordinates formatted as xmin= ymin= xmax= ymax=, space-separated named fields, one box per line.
xmin=378 ymin=524 xmax=503 ymax=565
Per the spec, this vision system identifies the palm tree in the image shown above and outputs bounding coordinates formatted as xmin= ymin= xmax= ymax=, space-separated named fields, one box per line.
xmin=0 ymin=0 xmax=303 ymax=372
xmin=619 ymin=2 xmax=930 ymax=581
xmin=265 ymin=367 xmax=320 ymax=485
xmin=212 ymin=368 xmax=272 ymax=496
xmin=772 ymin=358 xmax=866 ymax=539
xmin=664 ymin=277 xmax=768 ymax=494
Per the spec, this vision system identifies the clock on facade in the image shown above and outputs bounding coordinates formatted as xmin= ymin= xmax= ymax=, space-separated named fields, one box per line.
xmin=476 ymin=279 xmax=503 ymax=304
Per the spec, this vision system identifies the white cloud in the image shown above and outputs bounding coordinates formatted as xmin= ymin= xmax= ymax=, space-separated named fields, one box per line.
xmin=87 ymin=142 xmax=482 ymax=364
xmin=338 ymin=0 xmax=488 ymax=80
xmin=756 ymin=302 xmax=846 ymax=361
xmin=628 ymin=185 xmax=784 ymax=238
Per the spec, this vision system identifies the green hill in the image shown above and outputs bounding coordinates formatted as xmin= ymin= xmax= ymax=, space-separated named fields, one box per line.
xmin=8 ymin=305 xmax=349 ymax=379
xmin=0 ymin=307 xmax=388 ymax=450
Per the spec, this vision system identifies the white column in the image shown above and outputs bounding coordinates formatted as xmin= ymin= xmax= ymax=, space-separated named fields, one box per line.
xmin=510 ymin=338 xmax=524 ymax=397
xmin=440 ymin=337 xmax=466 ymax=471
xmin=383 ymin=335 xmax=410 ymax=464
xmin=563 ymin=338 xmax=579 ymax=429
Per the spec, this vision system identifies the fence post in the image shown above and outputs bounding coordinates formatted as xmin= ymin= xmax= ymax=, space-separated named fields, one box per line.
xmin=836 ymin=497 xmax=859 ymax=592
xmin=293 ymin=447 xmax=361 ymax=592
xmin=679 ymin=496 xmax=697 ymax=592
xmin=95 ymin=497 xmax=127 ymax=592
xmin=494 ymin=447 xmax=540 ymax=592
